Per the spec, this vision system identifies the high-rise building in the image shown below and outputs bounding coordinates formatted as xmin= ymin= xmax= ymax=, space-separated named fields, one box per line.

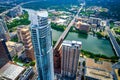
xmin=61 ymin=40 xmax=82 ymax=79
xmin=17 ymin=25 xmax=35 ymax=60
xmin=0 ymin=19 xmax=10 ymax=41
xmin=0 ymin=39 xmax=12 ymax=68
xmin=30 ymin=11 xmax=54 ymax=80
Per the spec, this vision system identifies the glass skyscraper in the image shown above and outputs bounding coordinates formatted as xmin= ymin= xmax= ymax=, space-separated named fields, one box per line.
xmin=30 ymin=11 xmax=54 ymax=80
xmin=0 ymin=18 xmax=10 ymax=41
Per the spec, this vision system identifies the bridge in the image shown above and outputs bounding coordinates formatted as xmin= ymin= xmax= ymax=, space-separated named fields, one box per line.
xmin=107 ymin=28 xmax=120 ymax=58
xmin=53 ymin=4 xmax=84 ymax=51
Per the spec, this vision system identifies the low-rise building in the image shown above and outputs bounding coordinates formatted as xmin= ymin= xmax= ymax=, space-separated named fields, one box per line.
xmin=7 ymin=47 xmax=16 ymax=58
xmin=84 ymin=58 xmax=113 ymax=80
xmin=76 ymin=21 xmax=90 ymax=33
xmin=100 ymin=20 xmax=107 ymax=27
xmin=60 ymin=15 xmax=69 ymax=19
xmin=18 ymin=67 xmax=34 ymax=80
xmin=0 ymin=62 xmax=25 ymax=80
xmin=114 ymin=21 xmax=120 ymax=27
xmin=0 ymin=62 xmax=34 ymax=80
xmin=7 ymin=6 xmax=22 ymax=18
xmin=89 ymin=17 xmax=101 ymax=26
xmin=53 ymin=18 xmax=67 ymax=25
xmin=6 ymin=41 xmax=24 ymax=57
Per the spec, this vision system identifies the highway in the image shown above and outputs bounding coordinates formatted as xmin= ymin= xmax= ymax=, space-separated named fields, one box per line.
xmin=54 ymin=4 xmax=84 ymax=50
xmin=107 ymin=28 xmax=120 ymax=58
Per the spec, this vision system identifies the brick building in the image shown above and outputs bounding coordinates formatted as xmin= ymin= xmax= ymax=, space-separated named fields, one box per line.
xmin=17 ymin=25 xmax=35 ymax=60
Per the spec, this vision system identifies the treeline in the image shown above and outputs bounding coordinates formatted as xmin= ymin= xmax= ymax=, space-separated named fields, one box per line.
xmin=51 ymin=23 xmax=88 ymax=35
xmin=51 ymin=22 xmax=66 ymax=31
xmin=81 ymin=50 xmax=118 ymax=63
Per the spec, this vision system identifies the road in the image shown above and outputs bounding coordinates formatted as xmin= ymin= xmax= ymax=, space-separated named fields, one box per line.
xmin=107 ymin=28 xmax=120 ymax=58
xmin=54 ymin=4 xmax=84 ymax=50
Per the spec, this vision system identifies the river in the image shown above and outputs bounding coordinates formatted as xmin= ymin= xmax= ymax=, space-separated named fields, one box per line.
xmin=22 ymin=1 xmax=115 ymax=57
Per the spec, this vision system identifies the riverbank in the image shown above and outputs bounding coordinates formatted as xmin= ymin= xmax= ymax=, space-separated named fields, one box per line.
xmin=51 ymin=22 xmax=66 ymax=31
xmin=51 ymin=22 xmax=88 ymax=34
xmin=52 ymin=39 xmax=117 ymax=62
xmin=81 ymin=50 xmax=118 ymax=63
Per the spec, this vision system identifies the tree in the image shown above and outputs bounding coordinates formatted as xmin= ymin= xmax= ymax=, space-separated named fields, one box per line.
xmin=29 ymin=61 xmax=35 ymax=66
xmin=96 ymin=32 xmax=103 ymax=38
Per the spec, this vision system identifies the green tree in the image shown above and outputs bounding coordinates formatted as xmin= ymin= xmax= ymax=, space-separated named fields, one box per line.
xmin=29 ymin=61 xmax=35 ymax=66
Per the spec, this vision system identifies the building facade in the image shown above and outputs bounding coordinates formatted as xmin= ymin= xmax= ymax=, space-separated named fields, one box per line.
xmin=76 ymin=21 xmax=90 ymax=33
xmin=30 ymin=11 xmax=54 ymax=80
xmin=61 ymin=40 xmax=82 ymax=79
xmin=0 ymin=19 xmax=10 ymax=41
xmin=17 ymin=25 xmax=35 ymax=60
xmin=0 ymin=39 xmax=11 ymax=68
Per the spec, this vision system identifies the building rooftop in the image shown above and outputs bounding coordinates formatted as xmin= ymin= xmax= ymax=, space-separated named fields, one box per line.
xmin=17 ymin=25 xmax=29 ymax=32
xmin=0 ymin=62 xmax=25 ymax=80
xmin=90 ymin=17 xmax=101 ymax=20
xmin=6 ymin=41 xmax=16 ymax=46
xmin=85 ymin=68 xmax=113 ymax=80
xmin=76 ymin=21 xmax=89 ymax=25
xmin=114 ymin=21 xmax=120 ymax=24
xmin=37 ymin=11 xmax=48 ymax=17
xmin=62 ymin=40 xmax=82 ymax=47
xmin=56 ymin=18 xmax=66 ymax=24
xmin=7 ymin=47 xmax=13 ymax=52
xmin=86 ymin=58 xmax=112 ymax=72
xmin=60 ymin=15 xmax=69 ymax=19
xmin=6 ymin=41 xmax=23 ymax=47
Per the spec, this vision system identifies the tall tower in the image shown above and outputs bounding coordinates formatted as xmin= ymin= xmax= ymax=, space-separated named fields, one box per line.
xmin=61 ymin=40 xmax=82 ymax=79
xmin=0 ymin=39 xmax=12 ymax=68
xmin=0 ymin=19 xmax=10 ymax=41
xmin=30 ymin=11 xmax=54 ymax=80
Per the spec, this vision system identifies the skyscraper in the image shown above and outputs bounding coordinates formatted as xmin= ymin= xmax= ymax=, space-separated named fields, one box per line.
xmin=0 ymin=19 xmax=10 ymax=41
xmin=61 ymin=40 xmax=82 ymax=79
xmin=17 ymin=25 xmax=35 ymax=60
xmin=0 ymin=39 xmax=12 ymax=68
xmin=30 ymin=11 xmax=54 ymax=80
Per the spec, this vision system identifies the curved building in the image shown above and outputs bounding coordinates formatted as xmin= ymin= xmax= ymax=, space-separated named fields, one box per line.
xmin=30 ymin=11 xmax=54 ymax=80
